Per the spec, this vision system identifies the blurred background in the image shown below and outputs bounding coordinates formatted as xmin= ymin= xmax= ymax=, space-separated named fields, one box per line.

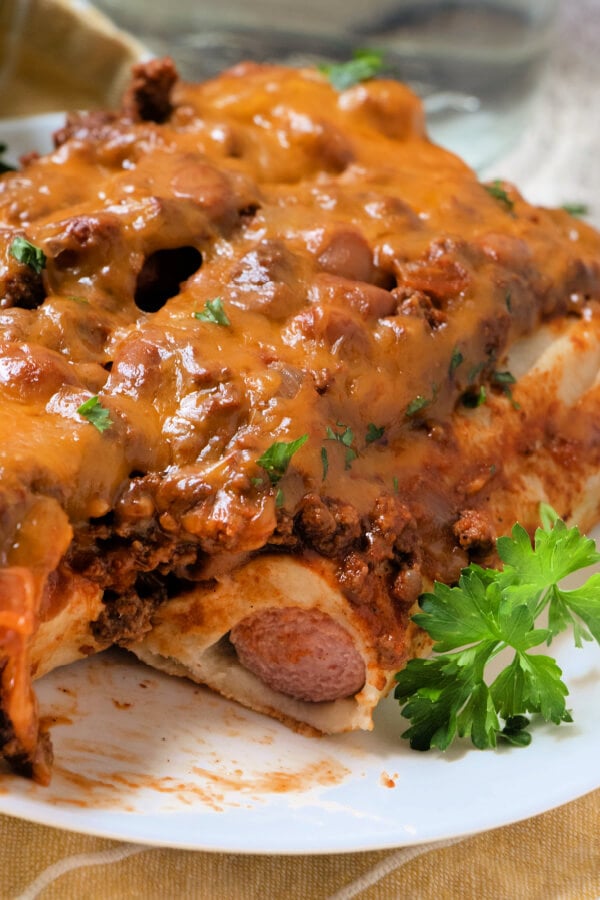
xmin=90 ymin=0 xmax=560 ymax=168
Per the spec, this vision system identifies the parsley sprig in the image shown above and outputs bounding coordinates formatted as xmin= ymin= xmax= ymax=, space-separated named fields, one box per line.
xmin=325 ymin=422 xmax=358 ymax=470
xmin=395 ymin=506 xmax=600 ymax=751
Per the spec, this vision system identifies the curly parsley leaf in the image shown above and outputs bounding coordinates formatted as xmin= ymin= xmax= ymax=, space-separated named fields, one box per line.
xmin=490 ymin=652 xmax=570 ymax=725
xmin=547 ymin=581 xmax=600 ymax=647
xmin=319 ymin=49 xmax=384 ymax=91
xmin=9 ymin=235 xmax=46 ymax=273
xmin=496 ymin=517 xmax=600 ymax=608
xmin=395 ymin=509 xmax=600 ymax=750
xmin=193 ymin=297 xmax=230 ymax=326
xmin=257 ymin=434 xmax=308 ymax=485
xmin=77 ymin=396 xmax=113 ymax=433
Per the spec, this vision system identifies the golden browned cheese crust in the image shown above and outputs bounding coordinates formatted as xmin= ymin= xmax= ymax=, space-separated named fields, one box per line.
xmin=1 ymin=59 xmax=600 ymax=780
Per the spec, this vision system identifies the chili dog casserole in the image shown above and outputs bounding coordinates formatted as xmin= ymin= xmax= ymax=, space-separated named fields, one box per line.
xmin=1 ymin=59 xmax=600 ymax=781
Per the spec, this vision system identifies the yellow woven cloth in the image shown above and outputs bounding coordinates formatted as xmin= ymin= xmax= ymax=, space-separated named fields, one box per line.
xmin=2 ymin=789 xmax=599 ymax=899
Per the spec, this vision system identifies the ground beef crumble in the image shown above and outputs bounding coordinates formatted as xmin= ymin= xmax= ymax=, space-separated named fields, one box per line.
xmin=65 ymin=477 xmax=485 ymax=656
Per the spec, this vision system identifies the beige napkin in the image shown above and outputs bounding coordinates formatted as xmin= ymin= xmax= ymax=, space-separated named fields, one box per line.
xmin=2 ymin=788 xmax=598 ymax=899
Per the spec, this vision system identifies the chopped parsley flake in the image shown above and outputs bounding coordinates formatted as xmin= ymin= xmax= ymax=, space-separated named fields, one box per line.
xmin=193 ymin=297 xmax=230 ymax=326
xmin=462 ymin=386 xmax=487 ymax=408
xmin=484 ymin=180 xmax=514 ymax=212
xmin=319 ymin=49 xmax=384 ymax=91
xmin=257 ymin=434 xmax=308 ymax=485
xmin=321 ymin=446 xmax=329 ymax=481
xmin=492 ymin=370 xmax=520 ymax=409
xmin=492 ymin=370 xmax=516 ymax=386
xmin=325 ymin=422 xmax=358 ymax=469
xmin=77 ymin=396 xmax=113 ymax=433
xmin=366 ymin=423 xmax=385 ymax=443
xmin=561 ymin=203 xmax=588 ymax=217
xmin=9 ymin=236 xmax=46 ymax=274
xmin=405 ymin=395 xmax=429 ymax=417
xmin=468 ymin=361 xmax=486 ymax=384
xmin=449 ymin=347 xmax=464 ymax=376
xmin=406 ymin=383 xmax=439 ymax=419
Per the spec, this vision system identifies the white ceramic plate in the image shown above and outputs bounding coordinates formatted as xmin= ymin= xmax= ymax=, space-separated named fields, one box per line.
xmin=0 ymin=633 xmax=598 ymax=853
xmin=0 ymin=115 xmax=599 ymax=854
xmin=0 ymin=112 xmax=65 ymax=162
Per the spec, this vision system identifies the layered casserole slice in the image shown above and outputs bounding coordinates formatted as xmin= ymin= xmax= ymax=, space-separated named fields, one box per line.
xmin=1 ymin=59 xmax=599 ymax=780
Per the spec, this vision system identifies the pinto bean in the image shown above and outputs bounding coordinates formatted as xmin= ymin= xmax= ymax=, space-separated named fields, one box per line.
xmin=310 ymin=274 xmax=396 ymax=319
xmin=229 ymin=240 xmax=306 ymax=319
xmin=107 ymin=335 xmax=164 ymax=401
xmin=0 ymin=341 xmax=79 ymax=401
xmin=317 ymin=227 xmax=374 ymax=283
